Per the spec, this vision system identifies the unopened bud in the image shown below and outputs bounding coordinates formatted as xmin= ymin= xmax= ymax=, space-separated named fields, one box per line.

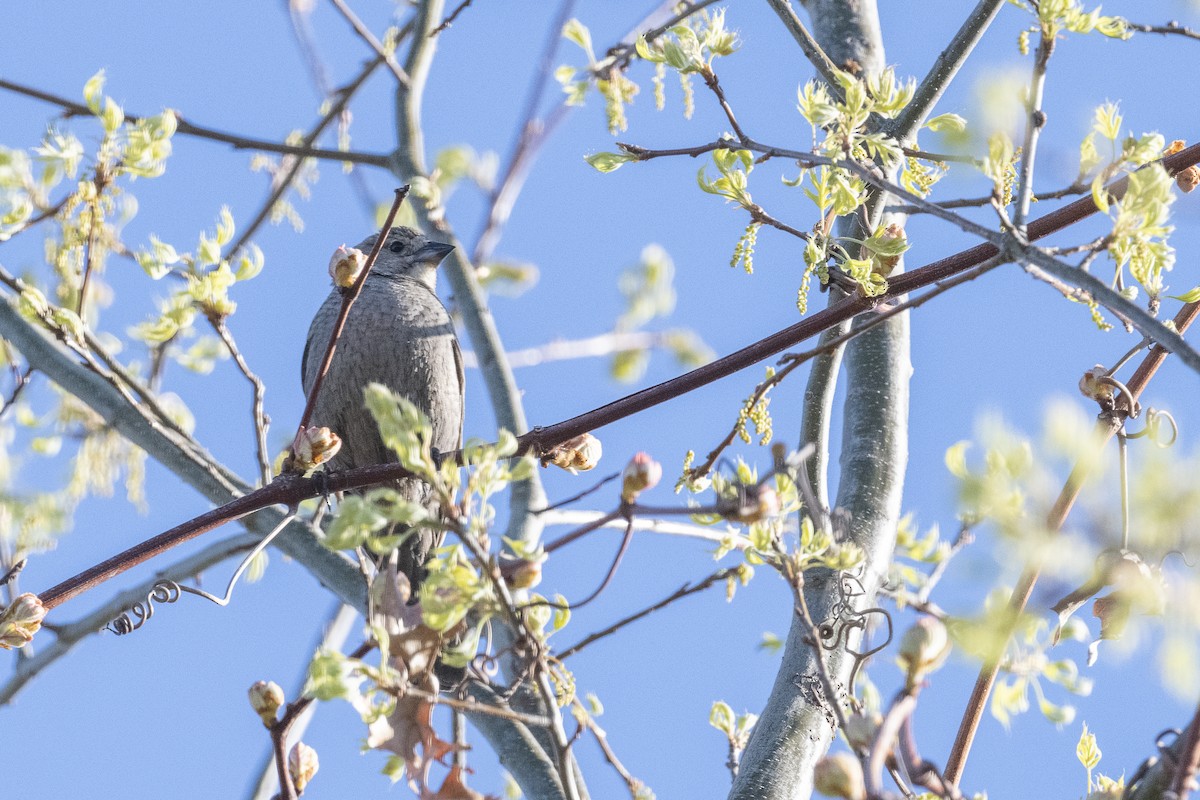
xmin=844 ymin=712 xmax=881 ymax=752
xmin=1166 ymin=141 xmax=1199 ymax=193
xmin=500 ymin=551 xmax=546 ymax=590
xmin=1078 ymin=365 xmax=1114 ymax=403
xmin=292 ymin=426 xmax=342 ymax=472
xmin=621 ymin=451 xmax=662 ymax=503
xmin=897 ymin=616 xmax=951 ymax=689
xmin=542 ymin=432 xmax=602 ymax=474
xmin=731 ymin=484 xmax=781 ymax=524
xmin=328 ymin=244 xmax=367 ymax=288
xmin=289 ymin=741 xmax=319 ymax=794
xmin=813 ymin=752 xmax=866 ymax=800
xmin=0 ymin=593 xmax=46 ymax=650
xmin=874 ymin=223 xmax=907 ymax=275
xmin=248 ymin=680 xmax=285 ymax=727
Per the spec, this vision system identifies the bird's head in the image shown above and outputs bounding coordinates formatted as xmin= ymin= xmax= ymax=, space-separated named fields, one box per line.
xmin=354 ymin=226 xmax=455 ymax=290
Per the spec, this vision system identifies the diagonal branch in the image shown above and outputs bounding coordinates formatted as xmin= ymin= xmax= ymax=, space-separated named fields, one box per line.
xmin=891 ymin=0 xmax=1008 ymax=141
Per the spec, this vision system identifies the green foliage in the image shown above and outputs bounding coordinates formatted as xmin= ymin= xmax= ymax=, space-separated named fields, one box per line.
xmin=608 ymin=245 xmax=713 ymax=383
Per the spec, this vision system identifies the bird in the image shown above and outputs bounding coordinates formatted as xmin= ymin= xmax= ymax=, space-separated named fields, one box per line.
xmin=302 ymin=226 xmax=463 ymax=593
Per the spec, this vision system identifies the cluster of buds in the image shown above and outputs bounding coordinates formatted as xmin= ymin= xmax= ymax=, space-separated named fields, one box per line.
xmin=1077 ymin=365 xmax=1115 ymax=404
xmin=328 ymin=244 xmax=367 ymax=288
xmin=813 ymin=752 xmax=866 ymax=800
xmin=288 ymin=741 xmax=319 ymax=794
xmin=1167 ymin=140 xmax=1199 ymax=193
xmin=0 ymin=593 xmax=45 ymax=650
xmin=896 ymin=616 xmax=951 ymax=690
xmin=248 ymin=680 xmax=285 ymax=728
xmin=620 ymin=452 xmax=662 ymax=504
xmin=541 ymin=432 xmax=602 ymax=474
xmin=291 ymin=426 xmax=342 ymax=473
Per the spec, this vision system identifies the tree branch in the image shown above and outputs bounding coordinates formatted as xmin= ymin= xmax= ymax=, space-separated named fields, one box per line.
xmin=0 ymin=77 xmax=391 ymax=168
xmin=943 ymin=298 xmax=1200 ymax=785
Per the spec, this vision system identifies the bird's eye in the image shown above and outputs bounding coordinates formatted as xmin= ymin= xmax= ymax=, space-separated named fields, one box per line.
xmin=388 ymin=240 xmax=405 ymax=254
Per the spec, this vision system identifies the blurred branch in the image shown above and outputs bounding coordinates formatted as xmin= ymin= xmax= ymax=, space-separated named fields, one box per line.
xmin=328 ymin=0 xmax=412 ymax=87
xmin=944 ymin=298 xmax=1200 ymax=784
xmin=891 ymin=0 xmax=1007 ymax=141
xmin=1124 ymin=19 xmax=1200 ymax=41
xmin=460 ymin=329 xmax=691 ymax=369
xmin=222 ymin=50 xmax=396 ymax=260
xmin=472 ymin=0 xmax=577 ymax=266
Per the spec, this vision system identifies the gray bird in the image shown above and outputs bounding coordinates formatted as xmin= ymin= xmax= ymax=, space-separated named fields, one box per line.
xmin=302 ymin=226 xmax=463 ymax=591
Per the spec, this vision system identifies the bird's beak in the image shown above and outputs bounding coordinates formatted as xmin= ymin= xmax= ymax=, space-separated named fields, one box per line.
xmin=412 ymin=241 xmax=455 ymax=265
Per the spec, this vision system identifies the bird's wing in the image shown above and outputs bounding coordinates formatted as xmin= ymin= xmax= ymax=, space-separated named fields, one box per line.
xmin=452 ymin=334 xmax=465 ymax=448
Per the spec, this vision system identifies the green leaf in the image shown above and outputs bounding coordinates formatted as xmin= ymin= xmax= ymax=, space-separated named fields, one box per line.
xmin=1076 ymin=723 xmax=1102 ymax=770
xmin=1170 ymin=285 xmax=1200 ymax=303
xmin=709 ymin=700 xmax=735 ymax=735
xmin=83 ymin=70 xmax=106 ymax=114
xmin=562 ymin=18 xmax=595 ymax=62
xmin=585 ymin=151 xmax=634 ymax=173
xmin=925 ymin=113 xmax=966 ymax=134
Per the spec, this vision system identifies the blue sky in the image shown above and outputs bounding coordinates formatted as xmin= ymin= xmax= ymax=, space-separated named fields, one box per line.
xmin=2 ymin=1 xmax=1200 ymax=798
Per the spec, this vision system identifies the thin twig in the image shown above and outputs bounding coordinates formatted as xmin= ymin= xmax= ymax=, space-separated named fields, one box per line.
xmin=1124 ymin=19 xmax=1200 ymax=41
xmin=763 ymin=0 xmax=846 ymax=96
xmin=212 ymin=318 xmax=272 ymax=486
xmin=0 ymin=78 xmax=390 ymax=168
xmin=472 ymin=0 xmax=577 ymax=266
xmin=1012 ymin=28 xmax=1054 ymax=230
xmin=327 ymin=0 xmax=412 ymax=86
xmin=77 ymin=185 xmax=102 ymax=317
xmin=580 ymin=710 xmax=650 ymax=799
xmin=431 ymin=0 xmax=475 ymax=36
xmin=701 ymin=66 xmax=749 ymax=143
xmin=557 ymin=568 xmax=735 ymax=659
xmin=293 ymin=187 xmax=409 ymax=440
xmin=0 ymin=363 xmax=34 ymax=420
xmin=891 ymin=0 xmax=1007 ymax=141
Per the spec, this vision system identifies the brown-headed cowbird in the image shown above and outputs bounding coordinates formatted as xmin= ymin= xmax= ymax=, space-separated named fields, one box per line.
xmin=302 ymin=226 xmax=463 ymax=591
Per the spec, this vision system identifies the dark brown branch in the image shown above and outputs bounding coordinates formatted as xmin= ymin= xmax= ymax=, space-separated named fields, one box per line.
xmin=1172 ymin=700 xmax=1200 ymax=800
xmin=32 ymin=144 xmax=1200 ymax=615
